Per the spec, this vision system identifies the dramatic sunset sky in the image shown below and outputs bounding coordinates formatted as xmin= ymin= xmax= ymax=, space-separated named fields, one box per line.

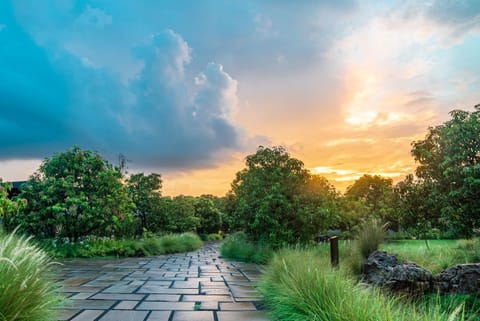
xmin=1 ymin=1 xmax=479 ymax=195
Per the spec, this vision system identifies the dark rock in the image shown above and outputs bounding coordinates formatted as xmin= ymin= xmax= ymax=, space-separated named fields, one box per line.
xmin=363 ymin=250 xmax=433 ymax=294
xmin=314 ymin=235 xmax=330 ymax=243
xmin=435 ymin=264 xmax=480 ymax=295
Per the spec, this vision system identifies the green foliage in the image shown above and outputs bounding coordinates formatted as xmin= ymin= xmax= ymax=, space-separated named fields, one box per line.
xmin=422 ymin=294 xmax=480 ymax=321
xmin=158 ymin=232 xmax=203 ymax=254
xmin=127 ymin=173 xmax=162 ymax=233
xmin=220 ymin=232 xmax=272 ymax=264
xmin=0 ymin=180 xmax=25 ymax=225
xmin=37 ymin=233 xmax=203 ymax=258
xmin=258 ymin=248 xmax=471 ymax=321
xmin=161 ymin=196 xmax=200 ymax=233
xmin=345 ymin=174 xmax=400 ymax=229
xmin=0 ymin=231 xmax=63 ymax=321
xmin=395 ymin=174 xmax=446 ymax=237
xmin=5 ymin=146 xmax=134 ymax=240
xmin=195 ymin=196 xmax=222 ymax=234
xmin=456 ymin=238 xmax=480 ymax=263
xmin=207 ymin=233 xmax=223 ymax=241
xmin=411 ymin=106 xmax=480 ymax=236
xmin=229 ymin=146 xmax=338 ymax=246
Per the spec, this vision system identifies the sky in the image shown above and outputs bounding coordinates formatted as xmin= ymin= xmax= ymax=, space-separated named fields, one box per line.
xmin=0 ymin=0 xmax=479 ymax=196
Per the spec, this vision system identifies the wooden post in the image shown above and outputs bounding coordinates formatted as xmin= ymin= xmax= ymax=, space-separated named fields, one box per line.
xmin=330 ymin=236 xmax=339 ymax=268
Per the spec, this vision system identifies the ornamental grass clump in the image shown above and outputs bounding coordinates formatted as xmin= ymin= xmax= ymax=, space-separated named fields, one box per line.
xmin=258 ymin=248 xmax=470 ymax=321
xmin=356 ymin=218 xmax=388 ymax=259
xmin=0 ymin=231 xmax=63 ymax=321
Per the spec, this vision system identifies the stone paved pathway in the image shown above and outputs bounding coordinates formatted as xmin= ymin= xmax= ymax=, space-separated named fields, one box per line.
xmin=56 ymin=243 xmax=269 ymax=321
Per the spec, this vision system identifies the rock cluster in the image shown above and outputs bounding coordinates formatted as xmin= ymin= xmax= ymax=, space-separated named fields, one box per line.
xmin=363 ymin=251 xmax=480 ymax=295
xmin=435 ymin=264 xmax=480 ymax=294
xmin=363 ymin=251 xmax=433 ymax=295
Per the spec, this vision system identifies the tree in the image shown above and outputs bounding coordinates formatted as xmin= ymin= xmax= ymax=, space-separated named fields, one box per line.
xmin=394 ymin=174 xmax=444 ymax=239
xmin=230 ymin=146 xmax=336 ymax=246
xmin=162 ymin=196 xmax=200 ymax=233
xmin=344 ymin=174 xmax=398 ymax=228
xmin=195 ymin=196 xmax=222 ymax=235
xmin=297 ymin=175 xmax=340 ymax=234
xmin=0 ymin=180 xmax=24 ymax=229
xmin=7 ymin=146 xmax=134 ymax=240
xmin=127 ymin=173 xmax=162 ymax=233
xmin=411 ymin=105 xmax=480 ymax=236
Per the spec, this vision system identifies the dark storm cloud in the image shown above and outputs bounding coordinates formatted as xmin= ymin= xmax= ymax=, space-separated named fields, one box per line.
xmin=0 ymin=2 xmax=243 ymax=168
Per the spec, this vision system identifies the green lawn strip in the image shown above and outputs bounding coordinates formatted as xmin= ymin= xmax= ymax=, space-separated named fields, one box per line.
xmin=381 ymin=239 xmax=479 ymax=274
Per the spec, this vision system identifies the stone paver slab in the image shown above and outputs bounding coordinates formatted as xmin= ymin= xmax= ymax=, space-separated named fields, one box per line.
xmin=103 ymin=284 xmax=140 ymax=293
xmin=182 ymin=294 xmax=232 ymax=302
xmin=219 ymin=302 xmax=257 ymax=311
xmin=114 ymin=300 xmax=139 ymax=310
xmin=172 ymin=311 xmax=214 ymax=321
xmin=90 ymin=293 xmax=145 ymax=301
xmin=136 ymin=301 xmax=195 ymax=311
xmin=98 ymin=310 xmax=148 ymax=321
xmin=146 ymin=311 xmax=172 ymax=320
xmin=145 ymin=294 xmax=181 ymax=301
xmin=70 ymin=310 xmax=104 ymax=321
xmin=56 ymin=309 xmax=81 ymax=321
xmin=67 ymin=299 xmax=116 ymax=310
xmin=137 ymin=287 xmax=198 ymax=294
xmin=217 ymin=311 xmax=269 ymax=321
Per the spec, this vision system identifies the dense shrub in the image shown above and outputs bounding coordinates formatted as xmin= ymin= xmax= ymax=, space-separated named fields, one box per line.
xmin=220 ymin=232 xmax=272 ymax=264
xmin=0 ymin=231 xmax=63 ymax=321
xmin=38 ymin=233 xmax=203 ymax=258
xmin=207 ymin=233 xmax=223 ymax=241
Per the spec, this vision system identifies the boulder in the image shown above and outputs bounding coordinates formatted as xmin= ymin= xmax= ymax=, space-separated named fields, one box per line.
xmin=363 ymin=250 xmax=433 ymax=294
xmin=435 ymin=264 xmax=480 ymax=295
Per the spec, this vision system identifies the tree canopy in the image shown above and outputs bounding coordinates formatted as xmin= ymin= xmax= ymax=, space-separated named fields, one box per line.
xmin=229 ymin=146 xmax=337 ymax=246
xmin=6 ymin=146 xmax=133 ymax=240
xmin=127 ymin=173 xmax=162 ymax=232
xmin=411 ymin=105 xmax=480 ymax=235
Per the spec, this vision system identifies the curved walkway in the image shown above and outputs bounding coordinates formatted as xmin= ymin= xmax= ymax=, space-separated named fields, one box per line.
xmin=57 ymin=243 xmax=269 ymax=321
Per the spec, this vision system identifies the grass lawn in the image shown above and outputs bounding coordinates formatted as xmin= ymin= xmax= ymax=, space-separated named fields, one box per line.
xmin=381 ymin=239 xmax=479 ymax=274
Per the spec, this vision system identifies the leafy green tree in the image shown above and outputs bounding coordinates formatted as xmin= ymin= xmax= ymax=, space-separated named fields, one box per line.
xmin=218 ymin=193 xmax=238 ymax=233
xmin=127 ymin=173 xmax=162 ymax=233
xmin=195 ymin=196 xmax=222 ymax=234
xmin=230 ymin=146 xmax=337 ymax=246
xmin=0 ymin=180 xmax=24 ymax=229
xmin=411 ymin=105 xmax=480 ymax=236
xmin=7 ymin=146 xmax=134 ymax=240
xmin=297 ymin=175 xmax=340 ymax=235
xmin=337 ymin=197 xmax=370 ymax=232
xmin=162 ymin=196 xmax=200 ymax=233
xmin=394 ymin=174 xmax=444 ymax=240
xmin=344 ymin=174 xmax=399 ymax=228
